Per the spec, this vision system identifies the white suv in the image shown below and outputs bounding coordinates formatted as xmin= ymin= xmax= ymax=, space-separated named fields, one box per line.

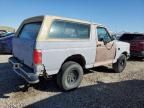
xmin=9 ymin=15 xmax=130 ymax=91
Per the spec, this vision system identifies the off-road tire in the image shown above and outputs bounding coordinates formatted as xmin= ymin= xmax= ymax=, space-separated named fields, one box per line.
xmin=113 ymin=54 xmax=127 ymax=73
xmin=57 ymin=61 xmax=83 ymax=91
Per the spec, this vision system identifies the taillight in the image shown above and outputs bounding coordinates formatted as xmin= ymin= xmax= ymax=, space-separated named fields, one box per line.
xmin=33 ymin=49 xmax=42 ymax=64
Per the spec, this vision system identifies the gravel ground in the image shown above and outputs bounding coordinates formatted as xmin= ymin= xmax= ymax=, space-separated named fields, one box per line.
xmin=0 ymin=55 xmax=144 ymax=108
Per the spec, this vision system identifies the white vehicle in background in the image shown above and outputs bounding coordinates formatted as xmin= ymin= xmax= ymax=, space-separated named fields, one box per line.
xmin=9 ymin=15 xmax=130 ymax=91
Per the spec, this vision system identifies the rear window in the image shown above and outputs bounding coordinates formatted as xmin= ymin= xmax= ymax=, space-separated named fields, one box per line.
xmin=48 ymin=20 xmax=90 ymax=39
xmin=18 ymin=22 xmax=41 ymax=40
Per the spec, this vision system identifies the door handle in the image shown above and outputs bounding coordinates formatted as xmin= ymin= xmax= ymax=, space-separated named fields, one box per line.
xmin=97 ymin=44 xmax=101 ymax=47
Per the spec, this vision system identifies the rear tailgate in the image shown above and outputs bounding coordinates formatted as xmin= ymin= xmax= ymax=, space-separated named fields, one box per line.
xmin=13 ymin=22 xmax=42 ymax=68
xmin=13 ymin=38 xmax=35 ymax=68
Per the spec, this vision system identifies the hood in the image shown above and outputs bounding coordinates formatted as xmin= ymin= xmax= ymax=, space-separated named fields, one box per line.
xmin=116 ymin=40 xmax=130 ymax=47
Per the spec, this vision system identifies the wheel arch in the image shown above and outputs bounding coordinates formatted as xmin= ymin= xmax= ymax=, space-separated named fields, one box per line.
xmin=62 ymin=54 xmax=86 ymax=69
xmin=122 ymin=51 xmax=128 ymax=57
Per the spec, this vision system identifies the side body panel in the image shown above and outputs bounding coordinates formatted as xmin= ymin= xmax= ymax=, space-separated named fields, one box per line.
xmin=95 ymin=41 xmax=116 ymax=66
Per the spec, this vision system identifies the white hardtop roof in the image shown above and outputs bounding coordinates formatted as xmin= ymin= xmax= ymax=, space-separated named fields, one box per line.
xmin=26 ymin=15 xmax=103 ymax=26
xmin=49 ymin=15 xmax=103 ymax=26
xmin=24 ymin=15 xmax=104 ymax=27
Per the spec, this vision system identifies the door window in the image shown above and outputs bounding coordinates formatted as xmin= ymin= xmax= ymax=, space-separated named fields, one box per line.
xmin=97 ymin=27 xmax=112 ymax=42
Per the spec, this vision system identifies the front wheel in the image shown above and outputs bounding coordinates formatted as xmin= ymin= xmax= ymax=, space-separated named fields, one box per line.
xmin=113 ymin=54 xmax=127 ymax=73
xmin=57 ymin=61 xmax=83 ymax=91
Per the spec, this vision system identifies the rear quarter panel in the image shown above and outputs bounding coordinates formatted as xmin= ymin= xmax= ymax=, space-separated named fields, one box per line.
xmin=36 ymin=40 xmax=96 ymax=75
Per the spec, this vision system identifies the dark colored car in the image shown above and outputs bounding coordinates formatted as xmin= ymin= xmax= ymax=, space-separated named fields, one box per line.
xmin=0 ymin=32 xmax=15 ymax=54
xmin=119 ymin=33 xmax=144 ymax=58
xmin=0 ymin=30 xmax=7 ymax=36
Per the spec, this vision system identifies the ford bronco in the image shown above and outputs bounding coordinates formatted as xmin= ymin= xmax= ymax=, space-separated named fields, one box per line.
xmin=9 ymin=16 xmax=130 ymax=91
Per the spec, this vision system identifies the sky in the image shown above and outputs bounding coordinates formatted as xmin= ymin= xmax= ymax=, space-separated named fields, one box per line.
xmin=0 ymin=0 xmax=144 ymax=33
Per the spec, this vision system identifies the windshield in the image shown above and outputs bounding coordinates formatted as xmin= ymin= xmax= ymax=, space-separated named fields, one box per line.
xmin=18 ymin=22 xmax=42 ymax=40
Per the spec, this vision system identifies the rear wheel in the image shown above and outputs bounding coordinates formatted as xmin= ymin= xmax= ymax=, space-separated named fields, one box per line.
xmin=113 ymin=54 xmax=127 ymax=73
xmin=57 ymin=61 xmax=83 ymax=91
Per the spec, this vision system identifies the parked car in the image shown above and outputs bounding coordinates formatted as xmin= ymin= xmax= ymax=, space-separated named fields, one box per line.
xmin=9 ymin=16 xmax=130 ymax=91
xmin=0 ymin=32 xmax=15 ymax=54
xmin=0 ymin=30 xmax=7 ymax=36
xmin=119 ymin=33 xmax=144 ymax=58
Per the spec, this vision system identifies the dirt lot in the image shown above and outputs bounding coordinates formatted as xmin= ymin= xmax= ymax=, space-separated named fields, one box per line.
xmin=0 ymin=55 xmax=144 ymax=108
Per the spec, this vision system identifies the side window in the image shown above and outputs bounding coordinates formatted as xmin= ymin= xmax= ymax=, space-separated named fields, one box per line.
xmin=77 ymin=24 xmax=90 ymax=39
xmin=97 ymin=27 xmax=111 ymax=42
xmin=48 ymin=20 xmax=90 ymax=39
xmin=48 ymin=21 xmax=65 ymax=38
xmin=64 ymin=22 xmax=77 ymax=38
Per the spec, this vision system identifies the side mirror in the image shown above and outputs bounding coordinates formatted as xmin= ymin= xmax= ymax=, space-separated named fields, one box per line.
xmin=111 ymin=35 xmax=117 ymax=40
xmin=103 ymin=36 xmax=110 ymax=45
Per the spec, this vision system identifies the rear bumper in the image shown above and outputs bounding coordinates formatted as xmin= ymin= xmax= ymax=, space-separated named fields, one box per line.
xmin=131 ymin=51 xmax=144 ymax=57
xmin=9 ymin=57 xmax=39 ymax=84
